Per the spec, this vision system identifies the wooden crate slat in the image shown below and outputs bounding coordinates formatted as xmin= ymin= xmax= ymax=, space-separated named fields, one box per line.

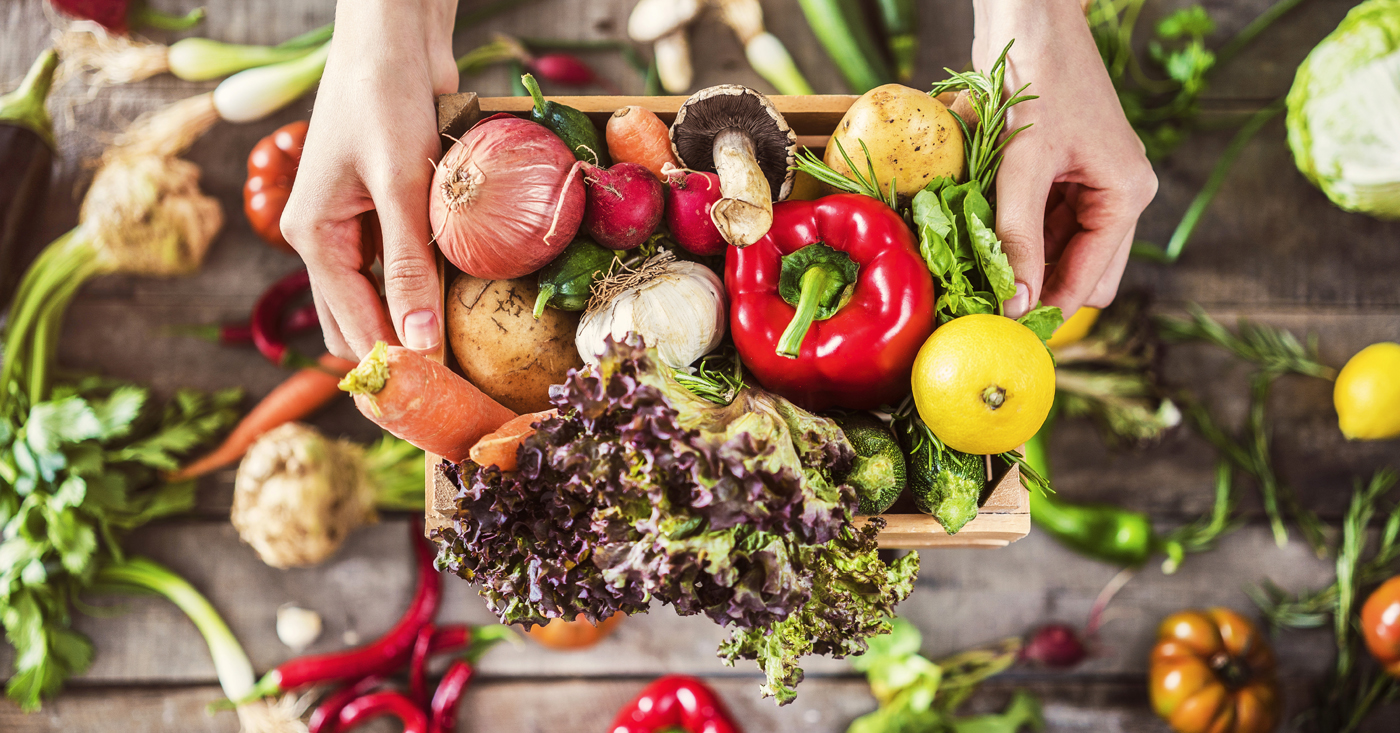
xmin=426 ymin=92 xmax=1030 ymax=549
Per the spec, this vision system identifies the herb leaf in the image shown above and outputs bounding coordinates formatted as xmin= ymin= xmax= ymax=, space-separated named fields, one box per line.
xmin=1016 ymin=306 xmax=1065 ymax=342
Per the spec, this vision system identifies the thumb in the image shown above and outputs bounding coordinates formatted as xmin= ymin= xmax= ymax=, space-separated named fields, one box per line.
xmin=375 ymin=174 xmax=443 ymax=355
xmin=993 ymin=157 xmax=1053 ymax=318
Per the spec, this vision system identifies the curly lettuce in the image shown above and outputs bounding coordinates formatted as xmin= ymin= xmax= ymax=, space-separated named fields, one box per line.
xmin=433 ymin=336 xmax=916 ymax=702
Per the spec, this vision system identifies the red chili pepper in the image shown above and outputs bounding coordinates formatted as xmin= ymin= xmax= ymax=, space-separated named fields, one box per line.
xmin=609 ymin=675 xmax=742 ymax=733
xmin=337 ymin=691 xmax=429 ymax=733
xmin=173 ymin=302 xmax=319 ymax=347
xmin=244 ymin=120 xmax=309 ymax=253
xmin=529 ymin=53 xmax=620 ymax=94
xmin=252 ymin=268 xmax=316 ymax=369
xmin=726 ymin=194 xmax=936 ymax=411
xmin=308 ymin=675 xmax=383 ymax=733
xmin=408 ymin=623 xmax=436 ymax=709
xmin=427 ymin=624 xmax=472 ymax=656
xmin=430 ymin=660 xmax=475 ymax=733
xmin=242 ymin=521 xmax=441 ymax=702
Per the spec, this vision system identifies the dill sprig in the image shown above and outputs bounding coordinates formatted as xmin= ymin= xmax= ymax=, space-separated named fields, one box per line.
xmin=928 ymin=40 xmax=1037 ymax=192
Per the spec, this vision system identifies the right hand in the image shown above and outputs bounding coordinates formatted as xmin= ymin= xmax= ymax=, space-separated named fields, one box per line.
xmin=281 ymin=0 xmax=459 ymax=361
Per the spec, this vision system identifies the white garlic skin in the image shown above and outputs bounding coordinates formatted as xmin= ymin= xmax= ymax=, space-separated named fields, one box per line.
xmin=577 ymin=260 xmax=726 ymax=368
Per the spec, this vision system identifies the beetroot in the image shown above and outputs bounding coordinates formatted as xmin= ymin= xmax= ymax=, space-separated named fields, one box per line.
xmin=1020 ymin=623 xmax=1089 ymax=668
xmin=581 ymin=162 xmax=664 ymax=251
xmin=662 ymin=165 xmax=726 ymax=256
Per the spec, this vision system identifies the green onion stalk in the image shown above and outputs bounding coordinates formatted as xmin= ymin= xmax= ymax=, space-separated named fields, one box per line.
xmin=95 ymin=557 xmax=305 ymax=731
xmin=715 ymin=0 xmax=814 ymax=95
xmin=797 ymin=0 xmax=894 ymax=93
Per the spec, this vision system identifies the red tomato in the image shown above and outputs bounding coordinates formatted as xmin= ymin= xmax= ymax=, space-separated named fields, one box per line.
xmin=1362 ymin=576 xmax=1400 ymax=676
xmin=243 ymin=120 xmax=309 ymax=253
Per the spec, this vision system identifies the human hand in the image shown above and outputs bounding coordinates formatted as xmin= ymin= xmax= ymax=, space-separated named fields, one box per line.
xmin=972 ymin=0 xmax=1157 ymax=319
xmin=281 ymin=0 xmax=459 ymax=360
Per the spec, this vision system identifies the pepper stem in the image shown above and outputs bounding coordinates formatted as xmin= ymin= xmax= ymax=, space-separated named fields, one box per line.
xmin=776 ymin=267 xmax=836 ymax=359
xmin=533 ymin=283 xmax=555 ymax=319
xmin=0 ymin=48 xmax=59 ymax=150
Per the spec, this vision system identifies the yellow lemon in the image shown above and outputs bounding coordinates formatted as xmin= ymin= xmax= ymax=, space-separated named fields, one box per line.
xmin=1334 ymin=342 xmax=1400 ymax=440
xmin=1046 ymin=306 xmax=1101 ymax=349
xmin=911 ymin=314 xmax=1056 ymax=454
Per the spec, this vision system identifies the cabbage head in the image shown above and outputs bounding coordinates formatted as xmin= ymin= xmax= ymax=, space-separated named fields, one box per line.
xmin=1286 ymin=0 xmax=1400 ymax=219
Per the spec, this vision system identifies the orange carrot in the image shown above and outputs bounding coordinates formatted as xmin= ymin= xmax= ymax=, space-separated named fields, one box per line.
xmin=170 ymin=353 xmax=359 ymax=481
xmin=468 ymin=409 xmax=554 ymax=471
xmin=605 ymin=106 xmax=680 ymax=180
xmin=340 ymin=342 xmax=516 ymax=463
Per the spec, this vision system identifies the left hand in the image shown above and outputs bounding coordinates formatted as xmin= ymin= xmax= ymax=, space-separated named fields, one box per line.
xmin=972 ymin=0 xmax=1158 ymax=319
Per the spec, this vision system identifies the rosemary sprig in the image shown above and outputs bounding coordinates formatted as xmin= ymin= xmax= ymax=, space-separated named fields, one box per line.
xmin=928 ymin=40 xmax=1037 ymax=193
xmin=792 ymin=137 xmax=897 ymax=209
xmin=1155 ymin=304 xmax=1336 ymax=380
xmin=1160 ymin=462 xmax=1243 ymax=573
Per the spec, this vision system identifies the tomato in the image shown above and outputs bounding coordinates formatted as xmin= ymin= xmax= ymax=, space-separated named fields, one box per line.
xmin=244 ymin=120 xmax=309 ymax=252
xmin=1149 ymin=608 xmax=1280 ymax=733
xmin=1362 ymin=576 xmax=1400 ymax=675
xmin=524 ymin=612 xmax=624 ymax=650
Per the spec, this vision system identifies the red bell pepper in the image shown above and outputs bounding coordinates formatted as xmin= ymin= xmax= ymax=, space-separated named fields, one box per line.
xmin=726 ymin=193 xmax=936 ymax=411
xmin=609 ymin=675 xmax=741 ymax=733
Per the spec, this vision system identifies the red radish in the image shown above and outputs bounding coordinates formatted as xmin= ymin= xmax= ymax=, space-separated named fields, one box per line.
xmin=1020 ymin=623 xmax=1089 ymax=668
xmin=430 ymin=113 xmax=586 ymax=279
xmin=662 ymin=163 xmax=726 ymax=256
xmin=50 ymin=0 xmax=130 ymax=32
xmin=530 ymin=54 xmax=620 ymax=94
xmin=582 ymin=161 xmax=665 ymax=251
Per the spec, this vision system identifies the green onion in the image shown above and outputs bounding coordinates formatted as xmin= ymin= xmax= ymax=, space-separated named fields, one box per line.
xmin=167 ymin=37 xmax=319 ymax=82
xmin=745 ymin=32 xmax=814 ymax=95
xmin=797 ymin=0 xmax=894 ymax=93
xmin=212 ymin=41 xmax=330 ymax=123
xmin=95 ymin=558 xmax=254 ymax=699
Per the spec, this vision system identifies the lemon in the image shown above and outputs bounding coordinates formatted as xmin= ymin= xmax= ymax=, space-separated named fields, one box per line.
xmin=1046 ymin=307 xmax=1100 ymax=348
xmin=1334 ymin=342 xmax=1400 ymax=440
xmin=911 ymin=314 xmax=1056 ymax=455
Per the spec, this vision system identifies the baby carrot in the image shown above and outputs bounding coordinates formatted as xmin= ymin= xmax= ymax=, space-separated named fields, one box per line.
xmin=340 ymin=342 xmax=516 ymax=464
xmin=605 ymin=105 xmax=680 ymax=180
xmin=170 ymin=352 xmax=358 ymax=481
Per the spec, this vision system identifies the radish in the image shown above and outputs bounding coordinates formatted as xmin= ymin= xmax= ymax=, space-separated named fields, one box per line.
xmin=581 ymin=161 xmax=665 ymax=251
xmin=662 ymin=163 xmax=726 ymax=256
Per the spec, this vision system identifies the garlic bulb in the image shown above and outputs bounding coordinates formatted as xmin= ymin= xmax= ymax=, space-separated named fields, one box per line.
xmin=577 ymin=252 xmax=726 ymax=368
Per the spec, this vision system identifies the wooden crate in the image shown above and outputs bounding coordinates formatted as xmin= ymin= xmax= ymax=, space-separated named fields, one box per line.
xmin=425 ymin=92 xmax=1030 ymax=550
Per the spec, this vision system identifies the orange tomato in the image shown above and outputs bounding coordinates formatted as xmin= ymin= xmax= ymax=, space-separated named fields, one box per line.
xmin=1362 ymin=576 xmax=1400 ymax=676
xmin=524 ymin=612 xmax=624 ymax=650
xmin=1149 ymin=608 xmax=1280 ymax=733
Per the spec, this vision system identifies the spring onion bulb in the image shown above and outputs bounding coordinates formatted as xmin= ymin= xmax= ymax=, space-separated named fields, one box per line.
xmin=167 ymin=38 xmax=318 ymax=82
xmin=745 ymin=32 xmax=814 ymax=95
xmin=213 ymin=41 xmax=330 ymax=123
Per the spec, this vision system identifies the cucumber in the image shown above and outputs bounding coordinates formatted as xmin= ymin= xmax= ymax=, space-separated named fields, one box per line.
xmin=833 ymin=412 xmax=906 ymax=515
xmin=895 ymin=416 xmax=986 ymax=534
xmin=522 ymin=73 xmax=610 ymax=166
xmin=534 ymin=236 xmax=619 ymax=317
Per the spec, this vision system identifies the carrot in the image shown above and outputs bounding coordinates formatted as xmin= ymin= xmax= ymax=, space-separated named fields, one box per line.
xmin=170 ymin=352 xmax=359 ymax=481
xmin=340 ymin=342 xmax=515 ymax=464
xmin=605 ymin=106 xmax=680 ymax=180
xmin=468 ymin=409 xmax=554 ymax=471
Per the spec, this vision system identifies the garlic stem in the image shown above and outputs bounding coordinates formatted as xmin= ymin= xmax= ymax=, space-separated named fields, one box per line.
xmin=710 ymin=128 xmax=773 ymax=247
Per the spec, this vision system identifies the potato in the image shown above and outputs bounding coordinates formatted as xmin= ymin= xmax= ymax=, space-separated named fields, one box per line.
xmin=824 ymin=84 xmax=967 ymax=200
xmin=447 ymin=274 xmax=583 ymax=413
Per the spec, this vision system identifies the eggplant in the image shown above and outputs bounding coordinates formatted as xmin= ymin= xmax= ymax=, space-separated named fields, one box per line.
xmin=0 ymin=49 xmax=58 ymax=308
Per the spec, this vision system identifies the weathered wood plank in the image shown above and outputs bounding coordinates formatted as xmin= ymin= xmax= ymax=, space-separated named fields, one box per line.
xmin=6 ymin=677 xmax=1399 ymax=733
xmin=0 ymin=518 xmax=1337 ymax=685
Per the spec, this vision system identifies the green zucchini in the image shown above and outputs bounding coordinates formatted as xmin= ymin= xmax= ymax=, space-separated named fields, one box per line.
xmin=521 ymin=73 xmax=609 ymax=166
xmin=896 ymin=415 xmax=986 ymax=534
xmin=834 ymin=412 xmax=906 ymax=515
xmin=534 ymin=237 xmax=619 ymax=317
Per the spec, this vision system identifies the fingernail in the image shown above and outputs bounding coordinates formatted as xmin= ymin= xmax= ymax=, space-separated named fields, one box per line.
xmin=1005 ymin=283 xmax=1031 ymax=319
xmin=403 ymin=310 xmax=440 ymax=352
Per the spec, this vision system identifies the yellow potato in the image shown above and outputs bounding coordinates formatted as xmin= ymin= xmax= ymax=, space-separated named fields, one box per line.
xmin=825 ymin=84 xmax=967 ymax=200
xmin=446 ymin=274 xmax=582 ymax=414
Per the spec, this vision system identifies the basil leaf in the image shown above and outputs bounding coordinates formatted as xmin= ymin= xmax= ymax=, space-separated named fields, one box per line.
xmin=965 ymin=211 xmax=1017 ymax=304
xmin=1017 ymin=305 xmax=1066 ymax=342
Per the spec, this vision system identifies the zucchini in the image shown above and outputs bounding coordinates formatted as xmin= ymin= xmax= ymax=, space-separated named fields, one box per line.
xmin=896 ymin=415 xmax=986 ymax=534
xmin=834 ymin=412 xmax=906 ymax=515
xmin=534 ymin=237 xmax=619 ymax=317
xmin=522 ymin=73 xmax=610 ymax=166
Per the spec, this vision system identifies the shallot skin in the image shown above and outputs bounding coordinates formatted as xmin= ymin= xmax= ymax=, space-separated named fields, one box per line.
xmin=429 ymin=115 xmax=585 ymax=280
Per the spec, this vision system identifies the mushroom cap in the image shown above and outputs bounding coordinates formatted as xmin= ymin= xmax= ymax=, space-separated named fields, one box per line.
xmin=671 ymin=85 xmax=796 ymax=201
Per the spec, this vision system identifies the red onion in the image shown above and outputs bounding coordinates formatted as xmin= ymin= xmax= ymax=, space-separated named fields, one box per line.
xmin=429 ymin=113 xmax=585 ymax=279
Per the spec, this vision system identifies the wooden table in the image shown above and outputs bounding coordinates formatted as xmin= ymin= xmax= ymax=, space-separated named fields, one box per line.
xmin=2 ymin=0 xmax=1398 ymax=730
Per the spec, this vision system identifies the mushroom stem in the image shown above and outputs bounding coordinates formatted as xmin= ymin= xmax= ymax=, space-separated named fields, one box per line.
xmin=710 ymin=128 xmax=773 ymax=247
xmin=654 ymin=31 xmax=693 ymax=94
